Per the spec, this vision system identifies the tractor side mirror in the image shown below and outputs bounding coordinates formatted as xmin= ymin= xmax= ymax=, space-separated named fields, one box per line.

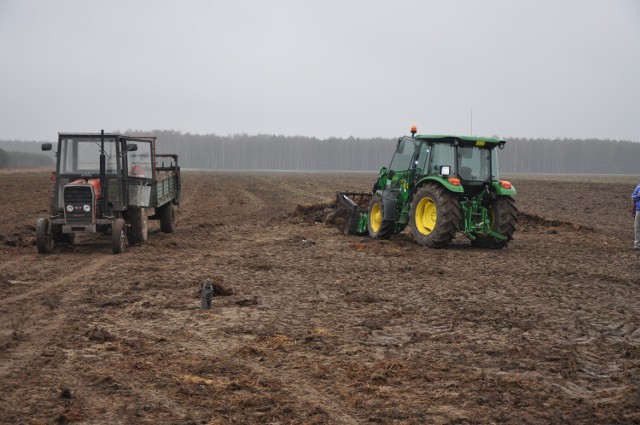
xmin=41 ymin=143 xmax=52 ymax=151
xmin=124 ymin=144 xmax=138 ymax=152
xmin=388 ymin=170 xmax=395 ymax=180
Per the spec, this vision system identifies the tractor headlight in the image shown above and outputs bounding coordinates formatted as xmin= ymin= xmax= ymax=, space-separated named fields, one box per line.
xmin=440 ymin=165 xmax=451 ymax=177
xmin=66 ymin=205 xmax=74 ymax=213
xmin=83 ymin=204 xmax=91 ymax=212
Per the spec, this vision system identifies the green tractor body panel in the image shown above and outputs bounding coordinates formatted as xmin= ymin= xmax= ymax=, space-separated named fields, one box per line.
xmin=338 ymin=130 xmax=518 ymax=248
xmin=492 ymin=181 xmax=517 ymax=196
xmin=415 ymin=175 xmax=465 ymax=193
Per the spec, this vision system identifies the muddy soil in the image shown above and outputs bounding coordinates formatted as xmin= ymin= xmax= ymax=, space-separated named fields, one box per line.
xmin=0 ymin=170 xmax=639 ymax=424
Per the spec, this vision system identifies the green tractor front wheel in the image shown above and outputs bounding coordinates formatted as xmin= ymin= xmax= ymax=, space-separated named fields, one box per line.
xmin=410 ymin=184 xmax=460 ymax=248
xmin=367 ymin=194 xmax=393 ymax=239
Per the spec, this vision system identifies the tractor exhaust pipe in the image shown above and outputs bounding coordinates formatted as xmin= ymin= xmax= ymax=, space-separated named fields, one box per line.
xmin=100 ymin=129 xmax=106 ymax=216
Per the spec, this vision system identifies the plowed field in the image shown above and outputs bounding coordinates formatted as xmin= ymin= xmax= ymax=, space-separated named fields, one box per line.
xmin=1 ymin=170 xmax=639 ymax=424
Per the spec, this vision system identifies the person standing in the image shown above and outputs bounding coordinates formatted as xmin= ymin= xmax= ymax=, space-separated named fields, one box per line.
xmin=633 ymin=182 xmax=640 ymax=249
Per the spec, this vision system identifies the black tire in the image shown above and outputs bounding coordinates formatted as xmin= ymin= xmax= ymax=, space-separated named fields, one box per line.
xmin=343 ymin=211 xmax=359 ymax=236
xmin=127 ymin=207 xmax=148 ymax=245
xmin=159 ymin=203 xmax=177 ymax=233
xmin=367 ymin=194 xmax=394 ymax=239
xmin=36 ymin=218 xmax=53 ymax=254
xmin=112 ymin=218 xmax=126 ymax=254
xmin=409 ymin=184 xmax=460 ymax=248
xmin=471 ymin=196 xmax=517 ymax=249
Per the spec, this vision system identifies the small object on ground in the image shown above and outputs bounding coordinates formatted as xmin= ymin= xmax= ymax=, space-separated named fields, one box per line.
xmin=200 ymin=279 xmax=213 ymax=309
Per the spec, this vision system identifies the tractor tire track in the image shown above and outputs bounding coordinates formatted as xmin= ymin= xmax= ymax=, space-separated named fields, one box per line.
xmin=0 ymin=255 xmax=110 ymax=379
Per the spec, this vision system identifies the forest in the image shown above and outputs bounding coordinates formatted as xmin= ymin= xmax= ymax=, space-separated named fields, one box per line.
xmin=1 ymin=132 xmax=639 ymax=174
xmin=0 ymin=147 xmax=53 ymax=169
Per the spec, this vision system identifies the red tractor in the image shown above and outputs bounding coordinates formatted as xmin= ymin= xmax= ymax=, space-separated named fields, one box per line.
xmin=36 ymin=131 xmax=181 ymax=254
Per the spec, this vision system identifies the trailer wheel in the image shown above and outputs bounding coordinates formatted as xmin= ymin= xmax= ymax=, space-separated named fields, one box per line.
xmin=159 ymin=203 xmax=177 ymax=233
xmin=36 ymin=218 xmax=54 ymax=254
xmin=367 ymin=194 xmax=393 ymax=239
xmin=127 ymin=207 xmax=148 ymax=245
xmin=112 ymin=219 xmax=127 ymax=254
xmin=410 ymin=184 xmax=460 ymax=248
xmin=471 ymin=196 xmax=517 ymax=249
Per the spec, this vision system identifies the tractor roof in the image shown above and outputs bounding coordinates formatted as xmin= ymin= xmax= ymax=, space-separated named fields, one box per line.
xmin=58 ymin=133 xmax=157 ymax=142
xmin=414 ymin=134 xmax=506 ymax=146
xmin=59 ymin=132 xmax=124 ymax=138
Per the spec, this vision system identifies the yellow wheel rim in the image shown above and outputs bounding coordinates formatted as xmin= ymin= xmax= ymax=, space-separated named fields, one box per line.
xmin=370 ymin=203 xmax=381 ymax=233
xmin=415 ymin=197 xmax=437 ymax=235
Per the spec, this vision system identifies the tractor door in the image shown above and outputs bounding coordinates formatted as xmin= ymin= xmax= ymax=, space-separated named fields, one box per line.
xmin=381 ymin=137 xmax=416 ymax=220
xmin=125 ymin=139 xmax=154 ymax=208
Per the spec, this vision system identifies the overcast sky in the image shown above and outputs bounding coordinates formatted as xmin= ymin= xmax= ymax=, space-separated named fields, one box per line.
xmin=0 ymin=0 xmax=638 ymax=142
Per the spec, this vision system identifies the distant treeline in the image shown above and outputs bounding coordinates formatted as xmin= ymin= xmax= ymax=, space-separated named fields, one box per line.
xmin=2 ymin=133 xmax=639 ymax=174
xmin=0 ymin=147 xmax=53 ymax=168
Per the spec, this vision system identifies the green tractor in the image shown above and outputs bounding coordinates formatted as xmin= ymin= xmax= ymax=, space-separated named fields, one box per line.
xmin=337 ymin=126 xmax=517 ymax=248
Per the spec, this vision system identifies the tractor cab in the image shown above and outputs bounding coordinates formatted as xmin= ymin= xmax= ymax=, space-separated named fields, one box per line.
xmin=43 ymin=133 xmax=153 ymax=218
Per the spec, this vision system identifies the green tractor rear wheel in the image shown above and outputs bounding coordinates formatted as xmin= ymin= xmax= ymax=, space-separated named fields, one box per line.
xmin=410 ymin=184 xmax=460 ymax=248
xmin=367 ymin=194 xmax=393 ymax=239
xmin=471 ymin=196 xmax=517 ymax=249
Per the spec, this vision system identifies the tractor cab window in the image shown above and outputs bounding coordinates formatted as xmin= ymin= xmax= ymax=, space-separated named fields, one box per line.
xmin=429 ymin=143 xmax=456 ymax=176
xmin=389 ymin=138 xmax=415 ymax=172
xmin=59 ymin=137 xmax=118 ymax=174
xmin=415 ymin=142 xmax=430 ymax=174
xmin=127 ymin=141 xmax=153 ymax=178
xmin=457 ymin=146 xmax=491 ymax=182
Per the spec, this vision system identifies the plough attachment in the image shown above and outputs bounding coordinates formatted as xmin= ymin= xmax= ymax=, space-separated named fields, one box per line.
xmin=336 ymin=192 xmax=371 ymax=235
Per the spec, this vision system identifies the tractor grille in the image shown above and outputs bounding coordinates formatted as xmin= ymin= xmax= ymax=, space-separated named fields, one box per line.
xmin=64 ymin=186 xmax=94 ymax=224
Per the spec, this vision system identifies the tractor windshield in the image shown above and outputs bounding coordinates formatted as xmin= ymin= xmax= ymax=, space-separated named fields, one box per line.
xmin=59 ymin=137 xmax=119 ymax=175
xmin=457 ymin=146 xmax=496 ymax=182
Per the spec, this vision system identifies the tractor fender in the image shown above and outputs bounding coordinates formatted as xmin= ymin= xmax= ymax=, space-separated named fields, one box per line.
xmin=492 ymin=181 xmax=517 ymax=196
xmin=413 ymin=176 xmax=464 ymax=194
xmin=376 ymin=190 xmax=399 ymax=222
xmin=382 ymin=196 xmax=398 ymax=222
